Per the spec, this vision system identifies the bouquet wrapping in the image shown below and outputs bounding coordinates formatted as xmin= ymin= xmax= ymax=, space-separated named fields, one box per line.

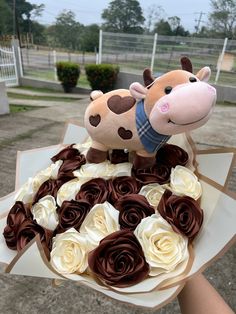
xmin=0 ymin=121 xmax=235 ymax=309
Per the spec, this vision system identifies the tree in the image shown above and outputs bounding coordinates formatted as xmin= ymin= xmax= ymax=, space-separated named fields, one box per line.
xmin=167 ymin=16 xmax=189 ymax=36
xmin=153 ymin=19 xmax=172 ymax=36
xmin=80 ymin=24 xmax=99 ymax=52
xmin=209 ymin=0 xmax=236 ymax=38
xmin=144 ymin=4 xmax=165 ymax=34
xmin=51 ymin=10 xmax=83 ymax=50
xmin=102 ymin=0 xmax=145 ymax=34
xmin=0 ymin=0 xmax=12 ymax=35
xmin=0 ymin=0 xmax=45 ymax=45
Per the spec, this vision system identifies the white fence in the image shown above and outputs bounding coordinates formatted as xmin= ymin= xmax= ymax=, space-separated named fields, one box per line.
xmin=16 ymin=32 xmax=236 ymax=87
xmin=99 ymin=31 xmax=236 ymax=86
xmin=0 ymin=45 xmax=18 ymax=87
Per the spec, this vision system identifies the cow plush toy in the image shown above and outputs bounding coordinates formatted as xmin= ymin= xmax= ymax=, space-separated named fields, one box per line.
xmin=84 ymin=57 xmax=216 ymax=168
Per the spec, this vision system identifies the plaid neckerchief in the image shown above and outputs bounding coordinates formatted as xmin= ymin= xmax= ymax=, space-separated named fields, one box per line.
xmin=135 ymin=99 xmax=170 ymax=153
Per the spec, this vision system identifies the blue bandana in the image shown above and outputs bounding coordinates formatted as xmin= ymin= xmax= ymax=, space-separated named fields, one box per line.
xmin=136 ymin=99 xmax=170 ymax=153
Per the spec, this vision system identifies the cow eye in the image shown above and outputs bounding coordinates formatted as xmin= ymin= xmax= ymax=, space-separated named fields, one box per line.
xmin=165 ymin=86 xmax=172 ymax=94
xmin=189 ymin=77 xmax=197 ymax=83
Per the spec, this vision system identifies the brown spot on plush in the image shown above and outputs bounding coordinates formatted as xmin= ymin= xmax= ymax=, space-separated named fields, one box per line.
xmin=107 ymin=95 xmax=136 ymax=114
xmin=89 ymin=114 xmax=101 ymax=127
xmin=118 ymin=127 xmax=133 ymax=140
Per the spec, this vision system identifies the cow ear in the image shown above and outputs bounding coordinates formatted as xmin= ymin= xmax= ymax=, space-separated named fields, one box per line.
xmin=129 ymin=82 xmax=147 ymax=99
xmin=90 ymin=90 xmax=104 ymax=101
xmin=196 ymin=67 xmax=211 ymax=82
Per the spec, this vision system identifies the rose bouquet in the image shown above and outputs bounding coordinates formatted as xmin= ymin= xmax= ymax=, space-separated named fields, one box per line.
xmin=0 ymin=122 xmax=235 ymax=309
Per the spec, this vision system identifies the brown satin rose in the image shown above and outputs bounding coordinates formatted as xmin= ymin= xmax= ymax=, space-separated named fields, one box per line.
xmin=16 ymin=219 xmax=53 ymax=258
xmin=56 ymin=199 xmax=91 ymax=233
xmin=75 ymin=178 xmax=108 ymax=207
xmin=108 ymin=176 xmax=140 ymax=204
xmin=3 ymin=201 xmax=32 ymax=250
xmin=51 ymin=144 xmax=80 ymax=162
xmin=57 ymin=154 xmax=86 ymax=180
xmin=156 ymin=144 xmax=189 ymax=168
xmin=115 ymin=194 xmax=155 ymax=231
xmin=131 ymin=163 xmax=170 ymax=186
xmin=88 ymin=229 xmax=149 ymax=287
xmin=33 ymin=179 xmax=62 ymax=204
xmin=157 ymin=190 xmax=203 ymax=242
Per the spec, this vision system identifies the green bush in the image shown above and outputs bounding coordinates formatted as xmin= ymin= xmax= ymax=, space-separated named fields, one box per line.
xmin=85 ymin=64 xmax=119 ymax=93
xmin=56 ymin=61 xmax=80 ymax=93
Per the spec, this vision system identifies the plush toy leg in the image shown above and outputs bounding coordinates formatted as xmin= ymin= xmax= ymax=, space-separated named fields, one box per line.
xmin=110 ymin=149 xmax=129 ymax=164
xmin=86 ymin=141 xmax=108 ymax=163
xmin=133 ymin=150 xmax=156 ymax=169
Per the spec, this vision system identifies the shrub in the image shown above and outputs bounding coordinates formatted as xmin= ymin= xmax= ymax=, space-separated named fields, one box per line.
xmin=85 ymin=64 xmax=119 ymax=93
xmin=56 ymin=61 xmax=80 ymax=93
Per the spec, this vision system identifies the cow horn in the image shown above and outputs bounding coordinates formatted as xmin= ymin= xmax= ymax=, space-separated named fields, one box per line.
xmin=181 ymin=57 xmax=193 ymax=73
xmin=143 ymin=68 xmax=154 ymax=87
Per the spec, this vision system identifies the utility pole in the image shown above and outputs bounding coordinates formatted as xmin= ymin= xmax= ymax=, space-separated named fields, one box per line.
xmin=195 ymin=12 xmax=206 ymax=34
xmin=13 ymin=0 xmax=16 ymax=37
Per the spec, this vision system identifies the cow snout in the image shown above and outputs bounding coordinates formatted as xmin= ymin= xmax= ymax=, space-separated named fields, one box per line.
xmin=149 ymin=81 xmax=216 ymax=135
xmin=158 ymin=82 xmax=215 ymax=124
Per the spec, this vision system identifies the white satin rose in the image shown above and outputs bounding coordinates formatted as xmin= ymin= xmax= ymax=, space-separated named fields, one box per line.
xmin=15 ymin=177 xmax=34 ymax=204
xmin=31 ymin=195 xmax=58 ymax=230
xmin=73 ymin=139 xmax=92 ymax=155
xmin=170 ymin=165 xmax=202 ymax=200
xmin=112 ymin=162 xmax=132 ymax=177
xmin=134 ymin=214 xmax=189 ymax=276
xmin=57 ymin=178 xmax=88 ymax=206
xmin=50 ymin=228 xmax=88 ymax=274
xmin=139 ymin=183 xmax=168 ymax=208
xmin=73 ymin=161 xmax=115 ymax=179
xmin=80 ymin=202 xmax=119 ymax=249
xmin=32 ymin=160 xmax=62 ymax=192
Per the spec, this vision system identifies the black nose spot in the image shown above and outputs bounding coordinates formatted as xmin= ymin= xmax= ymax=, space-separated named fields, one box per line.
xmin=189 ymin=77 xmax=197 ymax=83
xmin=165 ymin=86 xmax=172 ymax=94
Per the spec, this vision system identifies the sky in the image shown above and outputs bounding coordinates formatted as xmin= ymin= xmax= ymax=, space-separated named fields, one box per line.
xmin=29 ymin=0 xmax=212 ymax=32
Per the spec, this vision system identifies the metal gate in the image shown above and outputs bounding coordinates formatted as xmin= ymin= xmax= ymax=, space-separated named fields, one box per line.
xmin=0 ymin=45 xmax=18 ymax=86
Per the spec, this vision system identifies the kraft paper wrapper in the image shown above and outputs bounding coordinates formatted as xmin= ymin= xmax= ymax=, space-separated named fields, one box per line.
xmin=0 ymin=122 xmax=235 ymax=309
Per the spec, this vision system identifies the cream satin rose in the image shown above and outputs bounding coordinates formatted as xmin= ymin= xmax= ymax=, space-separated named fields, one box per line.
xmin=15 ymin=161 xmax=62 ymax=204
xmin=139 ymin=183 xmax=168 ymax=208
xmin=31 ymin=195 xmax=58 ymax=230
xmin=32 ymin=160 xmax=62 ymax=192
xmin=15 ymin=177 xmax=35 ymax=204
xmin=112 ymin=162 xmax=132 ymax=177
xmin=50 ymin=228 xmax=88 ymax=274
xmin=73 ymin=161 xmax=132 ymax=179
xmin=57 ymin=178 xmax=88 ymax=206
xmin=134 ymin=214 xmax=189 ymax=276
xmin=73 ymin=139 xmax=92 ymax=155
xmin=170 ymin=166 xmax=202 ymax=200
xmin=80 ymin=202 xmax=119 ymax=249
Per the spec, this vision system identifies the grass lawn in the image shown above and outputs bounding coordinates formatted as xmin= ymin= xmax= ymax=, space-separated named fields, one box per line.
xmin=23 ymin=70 xmax=90 ymax=88
xmin=217 ymin=101 xmax=236 ymax=106
xmin=7 ymin=92 xmax=81 ymax=102
xmin=10 ymin=104 xmax=44 ymax=113
xmin=15 ymin=86 xmax=62 ymax=93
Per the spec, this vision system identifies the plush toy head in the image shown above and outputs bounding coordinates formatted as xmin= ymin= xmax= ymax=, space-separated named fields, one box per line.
xmin=84 ymin=57 xmax=216 ymax=167
xmin=129 ymin=58 xmax=216 ymax=136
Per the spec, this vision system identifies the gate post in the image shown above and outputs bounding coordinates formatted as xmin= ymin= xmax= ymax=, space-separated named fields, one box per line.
xmin=11 ymin=39 xmax=23 ymax=84
xmin=98 ymin=29 xmax=103 ymax=64
xmin=0 ymin=82 xmax=10 ymax=115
